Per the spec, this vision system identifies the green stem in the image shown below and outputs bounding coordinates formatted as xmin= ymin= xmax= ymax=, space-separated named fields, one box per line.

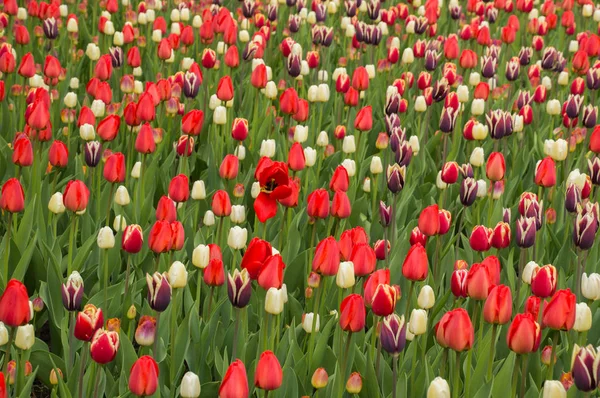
xmin=487 ymin=324 xmax=498 ymax=380
xmin=546 ymin=332 xmax=559 ymax=380
xmin=232 ymin=308 xmax=240 ymax=361
xmin=77 ymin=343 xmax=88 ymax=398
xmin=170 ymin=289 xmax=179 ymax=384
xmin=103 ymin=249 xmax=109 ymax=313
xmin=392 ymin=355 xmax=398 ymax=398
xmin=3 ymin=213 xmax=12 ymax=287
xmin=519 ymin=354 xmax=528 ymax=398
xmin=452 ymin=352 xmax=461 ymax=398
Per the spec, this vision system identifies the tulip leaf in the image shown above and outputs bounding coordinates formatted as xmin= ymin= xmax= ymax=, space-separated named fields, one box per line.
xmin=16 ymin=367 xmax=39 ymax=398
xmin=11 ymin=231 xmax=37 ymax=281
xmin=15 ymin=194 xmax=36 ymax=253
xmin=491 ymin=352 xmax=516 ymax=397
xmin=274 ymin=366 xmax=298 ymax=398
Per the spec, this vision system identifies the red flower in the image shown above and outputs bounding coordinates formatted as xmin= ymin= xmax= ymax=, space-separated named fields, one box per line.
xmin=253 ymin=161 xmax=291 ymax=222
xmin=181 ymin=110 xmax=204 ymax=136
xmin=63 ymin=180 xmax=90 ymax=212
xmin=371 ymin=284 xmax=398 ymax=316
xmin=352 ymin=67 xmax=369 ymax=91
xmin=507 ymin=313 xmax=541 ymax=354
xmin=350 ymin=243 xmax=376 ymax=277
xmin=219 ymin=360 xmax=249 ymax=398
xmin=434 ymin=308 xmax=474 ymax=352
xmin=240 ymin=238 xmax=272 ymax=279
xmin=168 ymin=174 xmax=189 ymax=203
xmin=312 ymin=237 xmax=340 ymax=276
xmin=49 ymin=140 xmax=69 ymax=168
xmin=307 ymin=189 xmax=330 ymax=218
xmin=257 ymin=254 xmax=285 ymax=290
xmin=155 ymin=196 xmax=177 ymax=222
xmin=148 ymin=221 xmax=173 ymax=253
xmin=0 ymin=279 xmax=30 ymax=327
xmin=129 ymin=356 xmax=159 ymax=396
xmin=103 ymin=152 xmax=126 ymax=183
xmin=363 ymin=269 xmax=390 ymax=306
xmin=338 ymin=227 xmax=369 ymax=261
xmin=486 ymin=152 xmax=505 ymax=181
xmin=466 ymin=261 xmax=495 ymax=300
xmin=0 ymin=178 xmax=25 ymax=213
xmin=288 ymin=142 xmax=306 ymax=171
xmin=339 ymin=294 xmax=366 ymax=332
xmin=418 ymin=204 xmax=440 ymax=236
xmin=279 ymin=88 xmax=299 ymax=115
xmin=542 ymin=289 xmax=576 ymax=330
xmin=483 ymin=285 xmax=512 ymax=325
xmin=330 ymin=166 xmax=349 ymax=192
xmin=530 ymin=264 xmax=557 ymax=298
xmin=534 ymin=157 xmax=556 ymax=187
xmin=90 ymin=329 xmax=120 ymax=364
xmin=204 ymin=258 xmax=225 ymax=286
xmin=220 ymin=155 xmax=239 ymax=180
xmin=331 ymin=191 xmax=351 ymax=218
xmin=97 ymin=115 xmax=121 ymax=141
xmin=354 ymin=106 xmax=373 ymax=131
xmin=212 ymin=190 xmax=232 ymax=217
xmin=217 ymin=76 xmax=234 ymax=101
xmin=122 ymin=225 xmax=144 ymax=254
xmin=254 ymin=351 xmax=283 ymax=391
xmin=401 ymin=243 xmax=429 ymax=281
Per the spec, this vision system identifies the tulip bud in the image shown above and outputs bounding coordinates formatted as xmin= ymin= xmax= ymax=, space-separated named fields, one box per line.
xmin=302 ymin=313 xmax=320 ymax=333
xmin=380 ymin=314 xmax=407 ymax=356
xmin=409 ymin=309 xmax=428 ymax=335
xmin=168 ymin=261 xmax=188 ymax=288
xmin=135 ymin=315 xmax=156 ymax=346
xmin=191 ymin=180 xmax=206 ymax=200
xmin=346 ymin=372 xmax=362 ymax=394
xmin=417 ymin=285 xmax=435 ymax=309
xmin=265 ymin=287 xmax=285 ymax=315
xmin=573 ymin=303 xmax=592 ymax=332
xmin=62 ymin=271 xmax=84 ymax=311
xmin=0 ymin=322 xmax=8 ymax=346
xmin=228 ymin=226 xmax=248 ymax=249
xmin=181 ymin=372 xmax=201 ymax=398
xmin=48 ymin=192 xmax=66 ymax=214
xmin=203 ymin=210 xmax=215 ymax=226
xmin=15 ymin=324 xmax=35 ymax=350
xmin=542 ymin=381 xmax=566 ymax=398
xmin=336 ymin=261 xmax=355 ymax=289
xmin=312 ymin=368 xmax=329 ymax=389
xmin=146 ymin=272 xmax=171 ymax=312
xmin=428 ymin=377 xmax=451 ymax=398
xmin=114 ymin=185 xmax=130 ymax=206
xmin=97 ymin=226 xmax=115 ymax=249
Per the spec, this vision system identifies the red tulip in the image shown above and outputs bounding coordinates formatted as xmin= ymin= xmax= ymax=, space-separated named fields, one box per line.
xmin=279 ymin=88 xmax=299 ymax=115
xmin=217 ymin=76 xmax=234 ymax=101
xmin=170 ymin=221 xmax=185 ymax=251
xmin=219 ymin=359 xmax=249 ymax=398
xmin=157 ymin=38 xmax=172 ymax=60
xmin=49 ymin=140 xmax=69 ymax=168
xmin=338 ymin=227 xmax=368 ymax=261
xmin=350 ymin=243 xmax=376 ymax=277
xmin=418 ymin=205 xmax=440 ymax=236
xmin=507 ymin=313 xmax=541 ymax=354
xmin=451 ymin=269 xmax=469 ymax=298
xmin=168 ymin=174 xmax=189 ymax=203
xmin=231 ymin=118 xmax=248 ymax=141
xmin=542 ymin=289 xmax=576 ymax=330
xmin=43 ymin=55 xmax=61 ymax=78
xmin=352 ymin=67 xmax=369 ymax=91
xmin=288 ymin=142 xmax=306 ymax=171
xmin=129 ymin=356 xmax=159 ymax=396
xmin=251 ymin=64 xmax=268 ymax=88
xmin=135 ymin=123 xmax=156 ymax=154
xmin=254 ymin=351 xmax=283 ymax=391
xmin=466 ymin=261 xmax=495 ymax=300
xmin=257 ymin=254 xmax=285 ymax=290
xmin=340 ymin=294 xmax=366 ymax=332
xmin=220 ymin=155 xmax=239 ymax=180
xmin=253 ymin=160 xmax=291 ymax=222
xmin=434 ymin=308 xmax=474 ymax=352
xmin=409 ymin=227 xmax=428 ymax=246
xmin=483 ymin=285 xmax=512 ymax=324
xmin=74 ymin=304 xmax=104 ymax=341
xmin=312 ymin=237 xmax=340 ymax=276
xmin=97 ymin=115 xmax=121 ymax=141
xmin=354 ymin=106 xmax=373 ymax=131
xmin=307 ymin=189 xmax=330 ymax=218
xmin=122 ymin=225 xmax=144 ymax=254
xmin=0 ymin=279 xmax=30 ymax=327
xmin=490 ymin=222 xmax=511 ymax=249
xmin=212 ymin=190 xmax=232 ymax=217
xmin=589 ymin=125 xmax=600 ymax=153
xmin=12 ymin=134 xmax=33 ymax=167
xmin=530 ymin=264 xmax=557 ymax=298
xmin=240 ymin=238 xmax=272 ymax=279
xmin=63 ymin=180 xmax=90 ymax=212
xmin=136 ymin=92 xmax=156 ymax=122
xmin=103 ymin=152 xmax=126 ymax=183
xmin=330 ymin=166 xmax=349 ymax=192
xmin=148 ymin=221 xmax=173 ymax=253
xmin=401 ymin=243 xmax=429 ymax=281
xmin=94 ymin=55 xmax=113 ymax=81
xmin=27 ymin=98 xmax=50 ymax=130
xmin=204 ymin=258 xmax=225 ymax=286
xmin=293 ymin=99 xmax=309 ymax=123
xmin=181 ymin=110 xmax=204 ymax=136
xmin=155 ymin=196 xmax=177 ymax=222
xmin=0 ymin=372 xmax=5 ymax=398
xmin=469 ymin=225 xmax=493 ymax=252
xmin=0 ymin=178 xmax=25 ymax=213
xmin=331 ymin=191 xmax=351 ymax=219
xmin=90 ymin=329 xmax=120 ymax=364
xmin=534 ymin=157 xmax=556 ymax=187
xmin=363 ymin=269 xmax=391 ymax=306
xmin=371 ymin=284 xmax=398 ymax=316
xmin=438 ymin=209 xmax=452 ymax=235
xmin=486 ymin=152 xmax=506 ymax=181
xmin=18 ymin=53 xmax=35 ymax=78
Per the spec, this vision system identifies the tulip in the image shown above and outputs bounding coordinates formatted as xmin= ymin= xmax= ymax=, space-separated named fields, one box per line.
xmin=542 ymin=381 xmax=566 ymax=398
xmin=530 ymin=265 xmax=557 ymax=298
xmin=573 ymin=303 xmax=592 ymax=332
xmin=265 ymin=287 xmax=285 ymax=315
xmin=74 ymin=304 xmax=104 ymax=341
xmin=62 ymin=271 xmax=84 ymax=311
xmin=219 ymin=360 xmax=249 ymax=398
xmin=180 ymin=372 xmax=201 ymax=398
xmin=204 ymin=258 xmax=225 ymax=287
xmin=14 ymin=324 xmax=34 ymax=350
xmin=135 ymin=316 xmax=156 ymax=346
xmin=418 ymin=285 xmax=435 ymax=309
xmin=0 ymin=279 xmax=30 ymax=327
xmin=63 ymin=180 xmax=90 ymax=212
xmin=228 ymin=226 xmax=248 ymax=250
xmin=97 ymin=227 xmax=115 ymax=249
xmin=418 ymin=205 xmax=440 ymax=236
xmin=409 ymin=309 xmax=428 ymax=335
xmin=434 ymin=308 xmax=474 ymax=351
xmin=90 ymin=329 xmax=120 ymax=364
xmin=168 ymin=174 xmax=190 ymax=203
xmin=257 ymin=254 xmax=285 ymax=290
xmin=427 ymin=377 xmax=450 ymax=398
xmin=312 ymin=237 xmax=340 ymax=276
xmin=380 ymin=314 xmax=407 ymax=356
xmin=129 ymin=356 xmax=159 ymax=396
xmin=337 ymin=261 xmax=356 ymax=288
xmin=340 ymin=294 xmax=366 ymax=332
xmin=307 ymin=189 xmax=330 ymax=219
xmin=581 ymin=273 xmax=600 ymax=300
xmin=146 ymin=272 xmax=171 ymax=312
xmin=0 ymin=179 xmax=24 ymax=214
xmin=542 ymin=289 xmax=576 ymax=330
xmin=516 ymin=217 xmax=537 ymax=248
xmin=506 ymin=313 xmax=541 ymax=354
xmin=371 ymin=284 xmax=397 ymax=316
xmin=486 ymin=152 xmax=506 ymax=181
xmin=346 ymin=372 xmax=363 ymax=394
xmin=349 ymin=243 xmax=376 ymax=277
xmin=212 ymin=190 xmax=232 ymax=217
xmin=148 ymin=221 xmax=173 ymax=253
xmin=570 ymin=344 xmax=596 ymax=392
xmin=402 ymin=243 xmax=429 ymax=281
xmin=483 ymin=285 xmax=512 ymax=324
xmin=451 ymin=269 xmax=468 ymax=298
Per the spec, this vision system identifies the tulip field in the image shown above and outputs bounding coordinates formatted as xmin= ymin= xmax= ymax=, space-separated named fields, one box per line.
xmin=3 ymin=0 xmax=600 ymax=397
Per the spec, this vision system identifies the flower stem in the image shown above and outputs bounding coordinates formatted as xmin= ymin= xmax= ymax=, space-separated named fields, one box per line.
xmin=103 ymin=249 xmax=109 ymax=314
xmin=546 ymin=331 xmax=559 ymax=380
xmin=487 ymin=324 xmax=498 ymax=380
xmin=519 ymin=354 xmax=528 ymax=398
xmin=392 ymin=355 xmax=398 ymax=398
xmin=452 ymin=352 xmax=461 ymax=398
xmin=3 ymin=213 xmax=12 ymax=287
xmin=77 ymin=343 xmax=88 ymax=398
